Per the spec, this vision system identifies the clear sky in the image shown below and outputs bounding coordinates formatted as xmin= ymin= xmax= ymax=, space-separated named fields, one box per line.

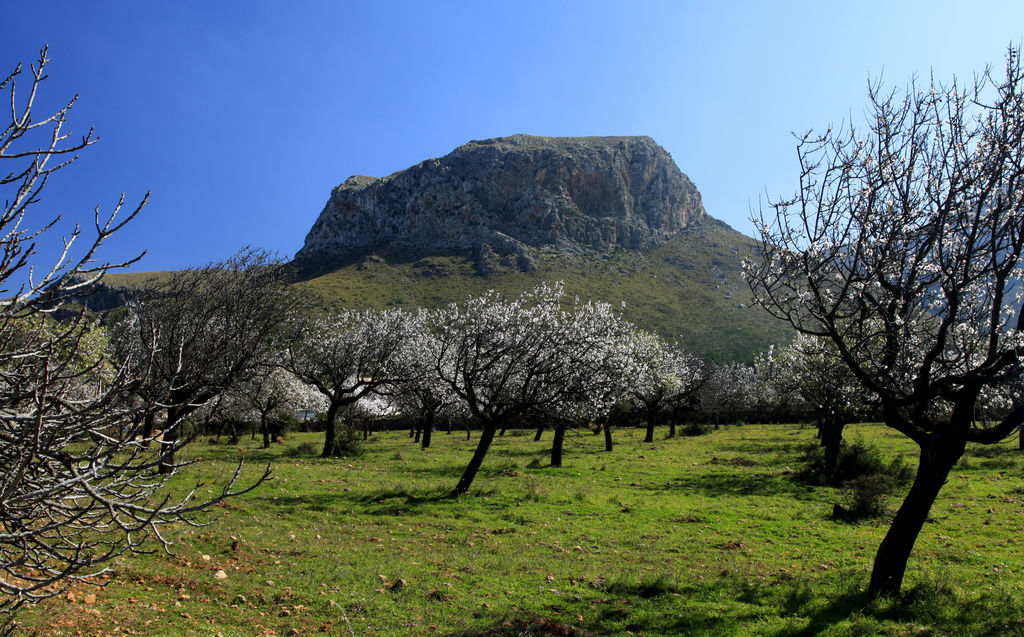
xmin=6 ymin=1 xmax=1024 ymax=272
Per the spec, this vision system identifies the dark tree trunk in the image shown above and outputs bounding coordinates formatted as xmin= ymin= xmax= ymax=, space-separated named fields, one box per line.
xmin=141 ymin=411 xmax=156 ymax=449
xmin=261 ymin=413 xmax=270 ymax=449
xmin=644 ymin=406 xmax=657 ymax=443
xmin=821 ymin=414 xmax=845 ymax=483
xmin=465 ymin=421 xmax=471 ymax=440
xmin=414 ymin=424 xmax=421 ymax=443
xmin=550 ymin=424 xmax=565 ymax=467
xmin=158 ymin=406 xmax=183 ymax=475
xmin=321 ymin=403 xmax=340 ymax=458
xmin=227 ymin=420 xmax=239 ymax=445
xmin=668 ymin=419 xmax=676 ymax=439
xmin=604 ymin=421 xmax=613 ymax=452
xmin=499 ymin=425 xmax=507 ymax=436
xmin=421 ymin=411 xmax=434 ymax=449
xmin=454 ymin=423 xmax=496 ymax=495
xmin=409 ymin=419 xmax=416 ymax=438
xmin=867 ymin=430 xmax=965 ymax=597
xmin=534 ymin=426 xmax=544 ymax=442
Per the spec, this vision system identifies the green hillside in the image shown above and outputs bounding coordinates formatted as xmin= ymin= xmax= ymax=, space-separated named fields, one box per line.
xmin=293 ymin=218 xmax=792 ymax=362
xmin=94 ymin=219 xmax=791 ymax=362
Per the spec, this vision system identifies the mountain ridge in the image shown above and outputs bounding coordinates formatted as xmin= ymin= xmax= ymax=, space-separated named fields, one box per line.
xmin=296 ymin=134 xmax=705 ymax=266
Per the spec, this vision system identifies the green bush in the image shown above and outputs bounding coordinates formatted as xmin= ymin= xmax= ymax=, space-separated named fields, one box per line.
xmin=799 ymin=438 xmax=909 ymax=486
xmin=682 ymin=422 xmax=712 ymax=437
xmin=330 ymin=425 xmax=364 ymax=457
xmin=839 ymin=474 xmax=893 ymax=519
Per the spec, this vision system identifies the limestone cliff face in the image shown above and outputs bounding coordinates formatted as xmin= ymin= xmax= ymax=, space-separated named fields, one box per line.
xmin=296 ymin=135 xmax=706 ymax=264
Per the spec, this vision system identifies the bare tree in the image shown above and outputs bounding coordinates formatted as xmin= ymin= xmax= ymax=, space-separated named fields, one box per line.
xmin=746 ymin=47 xmax=1024 ymax=597
xmin=116 ymin=248 xmax=299 ymax=473
xmin=0 ymin=48 xmax=267 ymax=620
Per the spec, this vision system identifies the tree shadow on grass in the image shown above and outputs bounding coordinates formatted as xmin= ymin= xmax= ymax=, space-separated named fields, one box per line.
xmin=259 ymin=484 xmax=454 ymax=516
xmin=659 ymin=470 xmax=819 ymax=500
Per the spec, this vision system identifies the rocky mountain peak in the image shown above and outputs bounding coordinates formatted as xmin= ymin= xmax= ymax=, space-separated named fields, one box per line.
xmin=296 ymin=135 xmax=706 ymax=267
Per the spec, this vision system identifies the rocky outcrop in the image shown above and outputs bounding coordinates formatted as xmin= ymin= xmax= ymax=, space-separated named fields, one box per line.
xmin=296 ymin=135 xmax=706 ymax=266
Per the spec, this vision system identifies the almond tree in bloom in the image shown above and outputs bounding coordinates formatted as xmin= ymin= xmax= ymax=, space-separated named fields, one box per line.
xmin=745 ymin=47 xmax=1024 ymax=596
xmin=527 ymin=297 xmax=644 ymax=468
xmin=226 ymin=365 xmax=327 ymax=448
xmin=697 ymin=361 xmax=757 ymax=427
xmin=392 ymin=324 xmax=461 ymax=449
xmin=0 ymin=49 xmax=267 ymax=618
xmin=283 ymin=308 xmax=418 ymax=457
xmin=627 ymin=334 xmax=708 ymax=441
xmin=764 ymin=333 xmax=875 ymax=480
xmin=432 ymin=283 xmax=640 ymax=494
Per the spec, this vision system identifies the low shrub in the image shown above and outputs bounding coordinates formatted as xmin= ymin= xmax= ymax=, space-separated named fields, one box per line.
xmin=283 ymin=441 xmax=321 ymax=457
xmin=330 ymin=426 xmax=364 ymax=457
xmin=836 ymin=474 xmax=893 ymax=520
xmin=682 ymin=422 xmax=712 ymax=437
xmin=799 ymin=439 xmax=910 ymax=486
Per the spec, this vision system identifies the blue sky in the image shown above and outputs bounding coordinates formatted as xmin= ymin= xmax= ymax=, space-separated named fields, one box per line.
xmin=5 ymin=1 xmax=1024 ymax=272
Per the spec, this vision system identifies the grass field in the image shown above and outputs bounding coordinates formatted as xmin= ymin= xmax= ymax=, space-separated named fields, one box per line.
xmin=14 ymin=424 xmax=1024 ymax=636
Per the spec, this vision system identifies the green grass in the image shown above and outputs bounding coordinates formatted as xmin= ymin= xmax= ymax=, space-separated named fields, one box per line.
xmin=14 ymin=424 xmax=1024 ymax=636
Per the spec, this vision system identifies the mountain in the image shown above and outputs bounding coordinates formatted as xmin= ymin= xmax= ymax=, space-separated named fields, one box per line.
xmin=296 ymin=135 xmax=705 ymax=270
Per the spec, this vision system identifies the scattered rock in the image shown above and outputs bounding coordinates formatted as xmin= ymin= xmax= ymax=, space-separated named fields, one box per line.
xmin=214 ymin=569 xmax=228 ymax=580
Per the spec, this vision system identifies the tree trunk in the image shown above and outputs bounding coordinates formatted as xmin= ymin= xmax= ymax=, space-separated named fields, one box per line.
xmin=321 ymin=403 xmax=340 ymax=458
xmin=158 ymin=407 xmax=183 ymax=475
xmin=262 ymin=413 xmax=271 ymax=449
xmin=604 ymin=421 xmax=613 ymax=452
xmin=668 ymin=419 xmax=676 ymax=439
xmin=644 ymin=406 xmax=657 ymax=443
xmin=454 ymin=423 xmax=496 ymax=496
xmin=141 ymin=411 xmax=156 ymax=449
xmin=822 ymin=414 xmax=845 ymax=483
xmin=867 ymin=431 xmax=965 ymax=597
xmin=414 ymin=424 xmax=421 ymax=443
xmin=409 ymin=420 xmax=416 ymax=438
xmin=421 ymin=411 xmax=434 ymax=449
xmin=550 ymin=424 xmax=565 ymax=467
xmin=534 ymin=426 xmax=544 ymax=441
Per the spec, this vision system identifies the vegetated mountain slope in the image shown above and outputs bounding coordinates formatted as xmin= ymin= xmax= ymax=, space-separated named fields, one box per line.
xmin=294 ymin=216 xmax=792 ymax=362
